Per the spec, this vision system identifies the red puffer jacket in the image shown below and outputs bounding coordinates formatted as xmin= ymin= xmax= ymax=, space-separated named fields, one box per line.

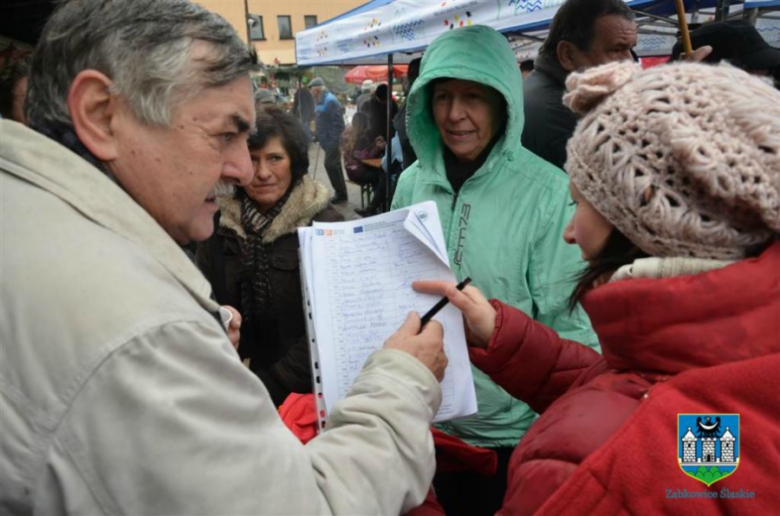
xmin=471 ymin=243 xmax=780 ymax=515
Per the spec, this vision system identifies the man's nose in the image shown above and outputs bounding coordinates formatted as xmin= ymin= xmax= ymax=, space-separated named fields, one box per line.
xmin=224 ymin=146 xmax=254 ymax=187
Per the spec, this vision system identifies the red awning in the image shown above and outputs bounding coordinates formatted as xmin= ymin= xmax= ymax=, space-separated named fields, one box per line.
xmin=344 ymin=65 xmax=409 ymax=84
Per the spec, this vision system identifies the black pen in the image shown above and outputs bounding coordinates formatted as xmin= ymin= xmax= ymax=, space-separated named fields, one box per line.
xmin=419 ymin=277 xmax=472 ymax=328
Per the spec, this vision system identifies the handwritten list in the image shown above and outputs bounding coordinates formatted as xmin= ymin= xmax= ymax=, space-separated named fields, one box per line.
xmin=300 ymin=202 xmax=477 ymax=424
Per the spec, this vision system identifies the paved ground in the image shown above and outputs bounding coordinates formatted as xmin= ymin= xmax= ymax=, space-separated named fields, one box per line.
xmin=307 ymin=143 xmax=364 ymax=221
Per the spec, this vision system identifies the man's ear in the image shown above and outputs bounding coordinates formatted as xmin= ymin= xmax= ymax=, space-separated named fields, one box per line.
xmin=67 ymin=70 xmax=119 ymax=162
xmin=557 ymin=41 xmax=579 ymax=73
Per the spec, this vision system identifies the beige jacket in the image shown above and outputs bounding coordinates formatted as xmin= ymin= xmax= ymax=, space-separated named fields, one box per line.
xmin=0 ymin=121 xmax=441 ymax=515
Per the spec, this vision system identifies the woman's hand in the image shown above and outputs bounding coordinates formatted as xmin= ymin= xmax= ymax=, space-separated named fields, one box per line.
xmin=412 ymin=281 xmax=496 ymax=349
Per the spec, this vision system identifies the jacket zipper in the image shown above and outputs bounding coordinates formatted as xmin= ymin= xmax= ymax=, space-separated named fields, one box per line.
xmin=447 ymin=192 xmax=459 ymax=263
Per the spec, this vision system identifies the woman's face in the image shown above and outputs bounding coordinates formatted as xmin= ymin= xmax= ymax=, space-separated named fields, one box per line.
xmin=432 ymin=79 xmax=504 ymax=162
xmin=244 ymin=136 xmax=293 ymax=211
xmin=563 ymin=183 xmax=614 ymax=261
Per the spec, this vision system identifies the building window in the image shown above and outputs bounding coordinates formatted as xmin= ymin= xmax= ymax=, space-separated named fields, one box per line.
xmin=277 ymin=15 xmax=293 ymax=40
xmin=304 ymin=15 xmax=318 ymax=29
xmin=248 ymin=14 xmax=265 ymax=41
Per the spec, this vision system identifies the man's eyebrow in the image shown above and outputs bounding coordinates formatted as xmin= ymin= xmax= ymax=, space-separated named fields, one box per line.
xmin=230 ymin=114 xmax=252 ymax=134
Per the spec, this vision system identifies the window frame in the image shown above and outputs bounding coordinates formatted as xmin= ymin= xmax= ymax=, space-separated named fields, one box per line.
xmin=304 ymin=15 xmax=318 ymax=30
xmin=248 ymin=14 xmax=265 ymax=41
xmin=277 ymin=15 xmax=293 ymax=40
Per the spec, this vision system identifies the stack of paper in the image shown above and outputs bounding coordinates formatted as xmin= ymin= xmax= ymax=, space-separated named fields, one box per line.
xmin=298 ymin=201 xmax=477 ymax=429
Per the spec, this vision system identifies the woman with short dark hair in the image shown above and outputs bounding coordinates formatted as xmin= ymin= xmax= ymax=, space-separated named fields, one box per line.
xmin=197 ymin=107 xmax=343 ymax=405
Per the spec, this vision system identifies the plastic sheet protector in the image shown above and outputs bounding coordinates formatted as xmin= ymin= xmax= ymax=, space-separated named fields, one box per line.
xmin=298 ymin=201 xmax=477 ymax=429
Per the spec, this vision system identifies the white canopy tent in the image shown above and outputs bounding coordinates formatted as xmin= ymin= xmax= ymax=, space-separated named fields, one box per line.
xmin=295 ymin=0 xmax=778 ymax=66
xmin=296 ymin=0 xmax=778 ymax=210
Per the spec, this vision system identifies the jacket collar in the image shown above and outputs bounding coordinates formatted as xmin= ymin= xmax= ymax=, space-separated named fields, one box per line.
xmin=583 ymin=242 xmax=780 ymax=375
xmin=532 ymin=52 xmax=570 ymax=87
xmin=315 ymin=91 xmax=332 ymax=107
xmin=217 ymin=176 xmax=331 ymax=244
xmin=0 ymin=120 xmax=217 ymax=311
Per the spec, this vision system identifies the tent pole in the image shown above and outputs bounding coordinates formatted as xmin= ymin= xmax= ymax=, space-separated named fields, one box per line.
xmin=715 ymin=0 xmax=730 ymax=21
xmin=243 ymin=0 xmax=251 ymax=46
xmin=385 ymin=53 xmax=394 ymax=213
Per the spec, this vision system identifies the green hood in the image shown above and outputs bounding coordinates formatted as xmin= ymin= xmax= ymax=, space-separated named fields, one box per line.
xmin=394 ymin=25 xmax=598 ymax=448
xmin=407 ymin=25 xmax=525 ymax=173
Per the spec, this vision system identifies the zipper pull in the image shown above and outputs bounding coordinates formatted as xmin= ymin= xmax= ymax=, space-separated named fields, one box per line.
xmin=451 ymin=193 xmax=458 ymax=211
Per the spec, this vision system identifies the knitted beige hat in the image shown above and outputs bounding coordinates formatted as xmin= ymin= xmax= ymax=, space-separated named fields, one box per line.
xmin=564 ymin=61 xmax=780 ymax=260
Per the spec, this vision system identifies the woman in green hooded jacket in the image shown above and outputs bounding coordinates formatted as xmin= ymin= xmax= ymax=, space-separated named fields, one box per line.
xmin=392 ymin=25 xmax=598 ymax=515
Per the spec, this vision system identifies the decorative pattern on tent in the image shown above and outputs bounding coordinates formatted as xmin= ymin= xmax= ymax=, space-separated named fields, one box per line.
xmin=297 ymin=0 xmax=778 ymax=65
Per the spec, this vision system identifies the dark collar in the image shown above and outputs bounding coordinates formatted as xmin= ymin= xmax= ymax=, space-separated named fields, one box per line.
xmin=533 ymin=53 xmax=570 ymax=87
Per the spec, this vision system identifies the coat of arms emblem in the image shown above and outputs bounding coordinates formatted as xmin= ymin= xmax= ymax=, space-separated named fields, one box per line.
xmin=678 ymin=413 xmax=739 ymax=486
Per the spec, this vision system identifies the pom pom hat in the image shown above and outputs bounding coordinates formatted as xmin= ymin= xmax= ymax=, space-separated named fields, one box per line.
xmin=564 ymin=61 xmax=780 ymax=260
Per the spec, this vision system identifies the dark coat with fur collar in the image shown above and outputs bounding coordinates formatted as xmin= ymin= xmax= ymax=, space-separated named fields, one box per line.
xmin=197 ymin=178 xmax=342 ymax=405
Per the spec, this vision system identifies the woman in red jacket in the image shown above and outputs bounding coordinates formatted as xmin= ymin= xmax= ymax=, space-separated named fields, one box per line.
xmin=416 ymin=61 xmax=780 ymax=514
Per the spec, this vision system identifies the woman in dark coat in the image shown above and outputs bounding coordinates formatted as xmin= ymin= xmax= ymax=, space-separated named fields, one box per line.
xmin=198 ymin=107 xmax=342 ymax=406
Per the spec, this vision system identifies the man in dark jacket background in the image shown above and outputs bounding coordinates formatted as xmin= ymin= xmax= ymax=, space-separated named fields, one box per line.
xmin=310 ymin=77 xmax=348 ymax=203
xmin=395 ymin=57 xmax=421 ymax=171
xmin=670 ymin=20 xmax=780 ymax=79
xmin=293 ymin=80 xmax=315 ymax=142
xmin=521 ymin=0 xmax=636 ymax=169
xmin=365 ymin=83 xmax=398 ymax=142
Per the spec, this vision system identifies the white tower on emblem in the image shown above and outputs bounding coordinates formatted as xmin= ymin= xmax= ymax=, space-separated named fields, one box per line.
xmin=681 ymin=427 xmax=697 ymax=463
xmin=720 ymin=427 xmax=735 ymax=463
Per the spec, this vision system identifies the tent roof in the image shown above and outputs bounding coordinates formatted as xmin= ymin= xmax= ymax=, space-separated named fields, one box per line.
xmin=296 ymin=0 xmax=768 ymax=66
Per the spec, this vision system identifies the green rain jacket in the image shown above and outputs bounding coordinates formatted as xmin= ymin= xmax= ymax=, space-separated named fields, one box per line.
xmin=392 ymin=25 xmax=599 ymax=448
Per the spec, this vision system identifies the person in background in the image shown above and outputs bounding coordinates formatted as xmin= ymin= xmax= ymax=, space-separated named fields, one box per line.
xmin=357 ymin=79 xmax=374 ymax=111
xmin=0 ymin=0 xmax=448 ymax=513
xmin=0 ymin=53 xmax=32 ymax=124
xmin=341 ymin=111 xmax=386 ymax=214
xmin=670 ymin=19 xmax=780 ymax=78
xmin=366 ymin=82 xmax=399 ymax=141
xmin=522 ymin=0 xmax=637 ymax=169
xmin=309 ymin=77 xmax=348 ymax=204
xmin=354 ymin=129 xmax=404 ymax=218
xmin=396 ymin=57 xmax=422 ymax=171
xmin=392 ymin=25 xmax=597 ymax=516
xmin=254 ymin=87 xmax=276 ymax=108
xmin=293 ymin=77 xmax=315 ymax=141
xmin=519 ymin=59 xmax=534 ymax=80
xmin=197 ymin=107 xmax=342 ymax=406
xmin=416 ymin=61 xmax=780 ymax=514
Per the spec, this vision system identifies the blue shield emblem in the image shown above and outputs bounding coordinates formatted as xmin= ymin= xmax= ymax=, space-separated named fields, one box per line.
xmin=678 ymin=413 xmax=739 ymax=486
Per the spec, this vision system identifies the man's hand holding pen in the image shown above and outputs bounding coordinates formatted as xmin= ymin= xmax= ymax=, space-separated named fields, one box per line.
xmin=383 ymin=312 xmax=448 ymax=382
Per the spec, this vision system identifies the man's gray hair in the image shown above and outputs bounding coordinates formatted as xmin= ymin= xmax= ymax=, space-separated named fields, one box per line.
xmin=26 ymin=0 xmax=257 ymax=128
